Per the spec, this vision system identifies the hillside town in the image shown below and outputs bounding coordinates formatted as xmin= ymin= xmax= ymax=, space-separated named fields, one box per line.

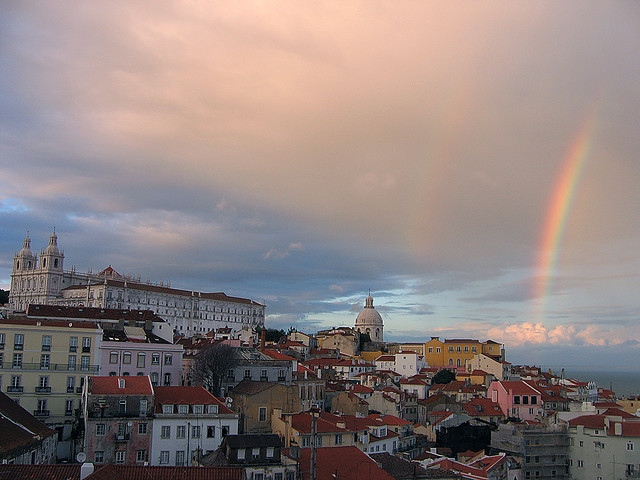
xmin=1 ymin=233 xmax=640 ymax=480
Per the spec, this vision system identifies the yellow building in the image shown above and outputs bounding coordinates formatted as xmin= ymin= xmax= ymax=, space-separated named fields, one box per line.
xmin=423 ymin=337 xmax=504 ymax=368
xmin=0 ymin=316 xmax=102 ymax=458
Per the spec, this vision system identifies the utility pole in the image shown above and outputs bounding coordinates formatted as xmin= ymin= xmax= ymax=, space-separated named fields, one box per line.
xmin=310 ymin=407 xmax=320 ymax=480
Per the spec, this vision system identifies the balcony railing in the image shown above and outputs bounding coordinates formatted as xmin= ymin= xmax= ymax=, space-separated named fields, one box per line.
xmin=35 ymin=386 xmax=52 ymax=393
xmin=33 ymin=410 xmax=50 ymax=417
xmin=7 ymin=386 xmax=23 ymax=393
xmin=0 ymin=361 xmax=99 ymax=373
xmin=65 ymin=410 xmax=73 ymax=416
xmin=67 ymin=387 xmax=75 ymax=393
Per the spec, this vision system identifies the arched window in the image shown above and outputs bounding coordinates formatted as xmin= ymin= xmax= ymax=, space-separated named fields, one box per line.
xmin=456 ymin=358 xmax=461 ymax=367
xmin=449 ymin=358 xmax=454 ymax=365
xmin=150 ymin=372 xmax=159 ymax=386
xmin=54 ymin=259 xmax=59 ymax=268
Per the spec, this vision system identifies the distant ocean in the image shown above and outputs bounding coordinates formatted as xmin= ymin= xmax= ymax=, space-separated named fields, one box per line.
xmin=542 ymin=366 xmax=640 ymax=398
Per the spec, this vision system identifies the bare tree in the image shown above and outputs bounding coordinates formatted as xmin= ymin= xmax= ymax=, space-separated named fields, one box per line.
xmin=191 ymin=343 xmax=239 ymax=396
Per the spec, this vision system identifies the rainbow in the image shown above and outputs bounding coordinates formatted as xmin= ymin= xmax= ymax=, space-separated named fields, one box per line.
xmin=533 ymin=110 xmax=598 ymax=313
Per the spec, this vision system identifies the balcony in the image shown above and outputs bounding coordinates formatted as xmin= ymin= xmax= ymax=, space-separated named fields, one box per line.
xmin=82 ymin=346 xmax=91 ymax=353
xmin=0 ymin=361 xmax=99 ymax=373
xmin=33 ymin=410 xmax=50 ymax=417
xmin=14 ymin=345 xmax=23 ymax=351
xmin=41 ymin=345 xmax=51 ymax=351
xmin=69 ymin=346 xmax=77 ymax=352
xmin=65 ymin=410 xmax=73 ymax=416
xmin=35 ymin=386 xmax=52 ymax=393
xmin=7 ymin=386 xmax=23 ymax=393
xmin=260 ymin=376 xmax=269 ymax=382
xmin=67 ymin=387 xmax=75 ymax=393
xmin=115 ymin=433 xmax=130 ymax=442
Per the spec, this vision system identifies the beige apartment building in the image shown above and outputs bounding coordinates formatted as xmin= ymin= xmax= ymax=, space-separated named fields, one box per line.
xmin=0 ymin=316 xmax=102 ymax=460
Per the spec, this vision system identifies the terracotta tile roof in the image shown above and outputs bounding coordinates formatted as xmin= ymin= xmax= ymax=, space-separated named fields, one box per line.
xmin=262 ymin=349 xmax=297 ymax=361
xmin=154 ymin=386 xmax=233 ymax=414
xmin=25 ymin=304 xmax=163 ymax=323
xmin=291 ymin=446 xmax=395 ymax=480
xmin=568 ymin=414 xmax=606 ymax=429
xmin=366 ymin=413 xmax=412 ymax=426
xmin=288 ymin=411 xmax=370 ymax=434
xmin=85 ymin=465 xmax=244 ymax=480
xmin=1 ymin=316 xmax=100 ymax=329
xmin=462 ymin=397 xmax=505 ymax=417
xmin=350 ymin=384 xmax=374 ymax=394
xmin=496 ymin=381 xmax=541 ymax=396
xmin=89 ymin=376 xmax=153 ymax=395
xmin=375 ymin=355 xmax=395 ymax=362
xmin=443 ymin=339 xmax=481 ymax=344
xmin=0 ymin=464 xmax=81 ymax=480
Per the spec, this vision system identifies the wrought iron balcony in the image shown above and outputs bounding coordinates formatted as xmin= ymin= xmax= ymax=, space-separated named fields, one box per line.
xmin=33 ymin=410 xmax=50 ymax=417
xmin=7 ymin=386 xmax=23 ymax=393
xmin=35 ymin=386 xmax=52 ymax=393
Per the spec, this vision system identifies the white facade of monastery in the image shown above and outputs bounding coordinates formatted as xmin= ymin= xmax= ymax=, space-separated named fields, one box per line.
xmin=9 ymin=231 xmax=265 ymax=337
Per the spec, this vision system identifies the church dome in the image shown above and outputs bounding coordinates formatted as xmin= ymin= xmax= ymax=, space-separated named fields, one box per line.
xmin=355 ymin=293 xmax=384 ymax=343
xmin=44 ymin=229 xmax=59 ymax=254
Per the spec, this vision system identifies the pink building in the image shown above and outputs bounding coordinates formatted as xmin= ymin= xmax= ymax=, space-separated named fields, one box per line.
xmin=488 ymin=380 xmax=543 ymax=421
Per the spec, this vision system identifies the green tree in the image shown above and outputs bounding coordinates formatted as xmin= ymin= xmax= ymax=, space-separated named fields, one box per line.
xmin=432 ymin=368 xmax=456 ymax=385
xmin=0 ymin=289 xmax=8 ymax=305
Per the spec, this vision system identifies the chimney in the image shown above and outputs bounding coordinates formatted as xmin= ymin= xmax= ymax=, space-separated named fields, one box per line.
xmin=80 ymin=463 xmax=94 ymax=480
xmin=260 ymin=329 xmax=266 ymax=352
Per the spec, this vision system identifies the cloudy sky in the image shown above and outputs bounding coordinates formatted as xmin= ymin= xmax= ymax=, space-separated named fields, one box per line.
xmin=2 ymin=1 xmax=640 ymax=369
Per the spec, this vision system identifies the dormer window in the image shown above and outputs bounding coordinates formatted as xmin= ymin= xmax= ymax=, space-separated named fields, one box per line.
xmin=207 ymin=404 xmax=218 ymax=414
xmin=163 ymin=404 xmax=173 ymax=414
xmin=118 ymin=379 xmax=125 ymax=388
xmin=178 ymin=404 xmax=188 ymax=414
xmin=193 ymin=404 xmax=204 ymax=414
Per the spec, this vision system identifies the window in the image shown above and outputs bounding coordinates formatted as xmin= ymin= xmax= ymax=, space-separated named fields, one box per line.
xmin=136 ymin=450 xmax=146 ymax=462
xmin=261 ymin=369 xmax=268 ymax=379
xmin=138 ymin=423 xmax=148 ymax=434
xmin=82 ymin=337 xmax=91 ymax=352
xmin=95 ymin=451 xmax=104 ymax=463
xmin=12 ymin=353 xmax=22 ymax=369
xmin=207 ymin=426 xmax=216 ymax=438
xmin=237 ymin=448 xmax=246 ymax=460
xmin=163 ymin=373 xmax=171 ymax=386
xmin=456 ymin=346 xmax=461 ymax=352
xmin=177 ymin=425 xmax=186 ymax=438
xmin=577 ymin=460 xmax=584 ymax=467
xmin=109 ymin=352 xmax=118 ymax=364
xmin=192 ymin=425 xmax=201 ymax=438
xmin=302 ymin=436 xmax=310 ymax=447
xmin=531 ymin=396 xmax=537 ymax=404
xmin=472 ymin=346 xmax=477 ymax=353
xmin=464 ymin=346 xmax=469 ymax=352
xmin=96 ymin=424 xmax=105 ymax=436
xmin=40 ymin=354 xmax=50 ymax=369
xmin=179 ymin=404 xmax=188 ymax=414
xmin=252 ymin=448 xmax=260 ymax=459
xmin=119 ymin=400 xmax=127 ymax=414
xmin=579 ymin=441 xmax=584 ymax=447
xmin=140 ymin=399 xmax=148 ymax=416
xmin=259 ymin=407 xmax=267 ymax=422
xmin=81 ymin=356 xmax=90 ymax=371
xmin=529 ymin=408 xmax=534 ymax=415
xmin=163 ymin=405 xmax=173 ymax=414
xmin=207 ymin=404 xmax=218 ymax=414
xmin=523 ymin=396 xmax=529 ymax=405
xmin=38 ymin=375 xmax=49 ymax=388
xmin=335 ymin=433 xmax=343 ymax=445
xmin=69 ymin=336 xmax=77 ymax=352
xmin=123 ymin=352 xmax=132 ymax=364
xmin=244 ymin=369 xmax=251 ymax=379
xmin=176 ymin=451 xmax=185 ymax=466
xmin=160 ymin=451 xmax=169 ymax=464
xmin=67 ymin=376 xmax=75 ymax=392
xmin=193 ymin=404 xmax=204 ymax=414
xmin=14 ymin=334 xmax=24 ymax=350
xmin=514 ymin=396 xmax=521 ymax=405
xmin=0 ymin=333 xmax=4 ymax=349
xmin=151 ymin=372 xmax=159 ymax=386
xmin=428 ymin=347 xmax=433 ymax=353
xmin=42 ymin=335 xmax=51 ymax=351
xmin=137 ymin=353 xmax=145 ymax=367
xmin=627 ymin=442 xmax=634 ymax=450
xmin=448 ymin=346 xmax=454 ymax=353
xmin=36 ymin=399 xmax=47 ymax=414
xmin=161 ymin=426 xmax=171 ymax=438
xmin=68 ymin=355 xmax=76 ymax=370
xmin=164 ymin=354 xmax=173 ymax=365
xmin=152 ymin=353 xmax=160 ymax=365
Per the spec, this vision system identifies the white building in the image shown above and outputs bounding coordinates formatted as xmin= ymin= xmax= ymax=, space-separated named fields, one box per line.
xmin=9 ymin=231 xmax=265 ymax=337
xmin=374 ymin=351 xmax=427 ymax=377
xmin=150 ymin=386 xmax=239 ymax=466
xmin=568 ymin=412 xmax=640 ymax=480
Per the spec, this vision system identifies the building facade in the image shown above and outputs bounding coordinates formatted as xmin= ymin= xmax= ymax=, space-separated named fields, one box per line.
xmin=9 ymin=232 xmax=265 ymax=337
xmin=0 ymin=316 xmax=102 ymax=460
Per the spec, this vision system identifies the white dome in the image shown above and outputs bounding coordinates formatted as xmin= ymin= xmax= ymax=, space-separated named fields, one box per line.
xmin=354 ymin=294 xmax=384 ymax=342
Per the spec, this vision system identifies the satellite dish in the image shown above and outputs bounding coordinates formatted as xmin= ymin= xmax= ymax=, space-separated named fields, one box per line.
xmin=127 ymin=421 xmax=133 ymax=427
xmin=76 ymin=452 xmax=86 ymax=463
xmin=226 ymin=397 xmax=233 ymax=403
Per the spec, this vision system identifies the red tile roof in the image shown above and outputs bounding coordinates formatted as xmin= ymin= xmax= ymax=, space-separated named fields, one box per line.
xmin=85 ymin=465 xmax=244 ymax=480
xmin=366 ymin=413 xmax=412 ymax=426
xmin=90 ymin=376 xmax=153 ymax=395
xmin=292 ymin=446 xmax=395 ymax=480
xmin=154 ymin=386 xmax=233 ymax=414
xmin=0 ymin=464 xmax=81 ymax=480
xmin=568 ymin=414 xmax=606 ymax=429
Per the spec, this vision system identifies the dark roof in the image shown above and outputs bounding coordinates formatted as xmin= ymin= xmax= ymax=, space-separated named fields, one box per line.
xmin=224 ymin=434 xmax=282 ymax=448
xmin=369 ymin=452 xmax=458 ymax=479
xmin=85 ymin=465 xmax=244 ymax=480
xmin=26 ymin=304 xmax=165 ymax=323
xmin=0 ymin=464 xmax=81 ymax=480
xmin=229 ymin=379 xmax=279 ymax=396
xmin=0 ymin=392 xmax=57 ymax=456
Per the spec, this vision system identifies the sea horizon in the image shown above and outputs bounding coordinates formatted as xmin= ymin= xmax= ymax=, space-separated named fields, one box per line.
xmin=542 ymin=365 xmax=640 ymax=398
